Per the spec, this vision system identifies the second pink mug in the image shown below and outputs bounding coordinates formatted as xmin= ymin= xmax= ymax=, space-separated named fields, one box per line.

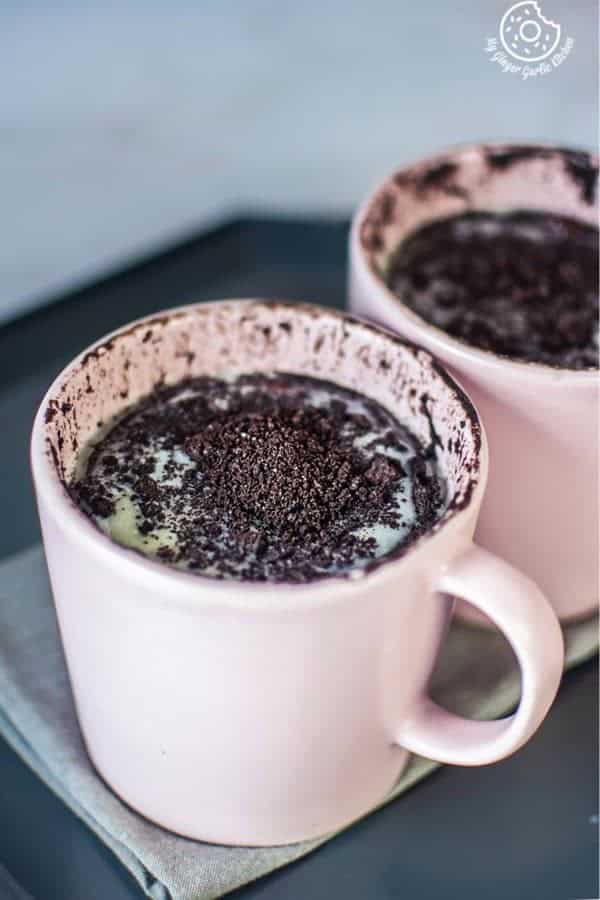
xmin=350 ymin=143 xmax=599 ymax=623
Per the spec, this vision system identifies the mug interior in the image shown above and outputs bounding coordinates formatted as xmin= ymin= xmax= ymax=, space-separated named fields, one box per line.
xmin=40 ymin=300 xmax=483 ymax=569
xmin=358 ymin=144 xmax=598 ymax=369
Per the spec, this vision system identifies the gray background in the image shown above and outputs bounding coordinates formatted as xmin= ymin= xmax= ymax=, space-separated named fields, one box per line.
xmin=1 ymin=0 xmax=597 ymax=319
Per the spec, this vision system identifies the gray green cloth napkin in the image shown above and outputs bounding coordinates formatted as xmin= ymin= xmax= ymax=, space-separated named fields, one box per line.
xmin=0 ymin=546 xmax=597 ymax=900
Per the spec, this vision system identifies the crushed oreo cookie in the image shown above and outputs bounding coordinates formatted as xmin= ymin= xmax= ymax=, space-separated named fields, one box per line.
xmin=386 ymin=210 xmax=599 ymax=369
xmin=70 ymin=373 xmax=445 ymax=582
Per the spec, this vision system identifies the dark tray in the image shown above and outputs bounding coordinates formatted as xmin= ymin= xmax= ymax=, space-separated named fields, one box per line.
xmin=0 ymin=218 xmax=597 ymax=900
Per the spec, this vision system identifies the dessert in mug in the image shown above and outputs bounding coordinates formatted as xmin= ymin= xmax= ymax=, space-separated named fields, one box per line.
xmin=71 ymin=372 xmax=445 ymax=582
xmin=349 ymin=144 xmax=599 ymax=622
xmin=32 ymin=300 xmax=565 ymax=844
xmin=385 ymin=210 xmax=598 ymax=370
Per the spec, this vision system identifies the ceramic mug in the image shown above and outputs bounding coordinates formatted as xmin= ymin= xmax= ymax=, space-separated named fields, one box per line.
xmin=31 ymin=300 xmax=563 ymax=846
xmin=350 ymin=143 xmax=599 ymax=623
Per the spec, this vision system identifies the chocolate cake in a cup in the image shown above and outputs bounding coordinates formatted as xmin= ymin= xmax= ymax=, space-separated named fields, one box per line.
xmin=350 ymin=144 xmax=599 ymax=622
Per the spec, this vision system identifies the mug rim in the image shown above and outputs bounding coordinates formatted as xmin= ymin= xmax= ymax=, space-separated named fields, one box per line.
xmin=352 ymin=140 xmax=599 ymax=386
xmin=31 ymin=298 xmax=487 ymax=609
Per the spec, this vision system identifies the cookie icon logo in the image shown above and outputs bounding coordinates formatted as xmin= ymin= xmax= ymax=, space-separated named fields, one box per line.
xmin=500 ymin=2 xmax=561 ymax=62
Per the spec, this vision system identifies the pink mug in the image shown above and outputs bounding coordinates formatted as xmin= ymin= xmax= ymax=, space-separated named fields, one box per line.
xmin=350 ymin=143 xmax=599 ymax=623
xmin=31 ymin=300 xmax=563 ymax=846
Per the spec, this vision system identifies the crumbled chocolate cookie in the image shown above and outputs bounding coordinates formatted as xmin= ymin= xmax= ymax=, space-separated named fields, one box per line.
xmin=184 ymin=413 xmax=371 ymax=536
xmin=71 ymin=373 xmax=445 ymax=582
xmin=386 ymin=210 xmax=598 ymax=369
xmin=364 ymin=455 xmax=404 ymax=486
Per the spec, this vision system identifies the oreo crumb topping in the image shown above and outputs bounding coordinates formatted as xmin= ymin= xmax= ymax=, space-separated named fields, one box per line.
xmin=70 ymin=373 xmax=446 ymax=583
xmin=386 ymin=210 xmax=599 ymax=369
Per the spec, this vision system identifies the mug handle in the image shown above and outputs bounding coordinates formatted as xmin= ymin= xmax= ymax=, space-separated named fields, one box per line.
xmin=396 ymin=544 xmax=564 ymax=765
